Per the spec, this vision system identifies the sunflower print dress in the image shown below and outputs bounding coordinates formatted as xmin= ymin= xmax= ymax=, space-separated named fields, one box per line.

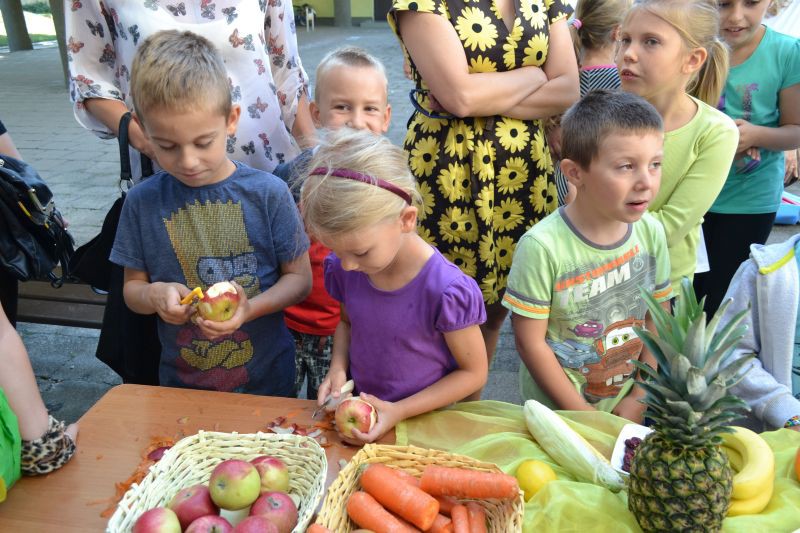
xmin=389 ymin=0 xmax=572 ymax=305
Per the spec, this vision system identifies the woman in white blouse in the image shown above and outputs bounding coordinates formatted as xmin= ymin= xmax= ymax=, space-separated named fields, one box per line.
xmin=66 ymin=1 xmax=315 ymax=175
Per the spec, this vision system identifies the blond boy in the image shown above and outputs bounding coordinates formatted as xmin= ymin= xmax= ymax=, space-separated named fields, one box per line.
xmin=274 ymin=46 xmax=391 ymax=399
xmin=111 ymin=30 xmax=311 ymax=395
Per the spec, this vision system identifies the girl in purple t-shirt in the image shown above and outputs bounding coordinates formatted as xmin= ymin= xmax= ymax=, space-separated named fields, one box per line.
xmin=299 ymin=129 xmax=488 ymax=444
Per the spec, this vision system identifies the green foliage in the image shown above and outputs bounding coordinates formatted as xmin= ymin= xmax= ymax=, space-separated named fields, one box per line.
xmin=24 ymin=2 xmax=52 ymax=15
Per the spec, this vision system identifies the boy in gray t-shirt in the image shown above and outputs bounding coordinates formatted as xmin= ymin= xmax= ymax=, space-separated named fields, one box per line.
xmin=110 ymin=30 xmax=311 ymax=395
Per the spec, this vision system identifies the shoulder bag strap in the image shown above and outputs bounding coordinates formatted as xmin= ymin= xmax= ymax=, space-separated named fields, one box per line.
xmin=117 ymin=112 xmax=155 ymax=191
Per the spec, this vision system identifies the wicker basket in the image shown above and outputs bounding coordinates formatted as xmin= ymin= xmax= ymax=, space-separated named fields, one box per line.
xmin=107 ymin=430 xmax=327 ymax=533
xmin=315 ymin=444 xmax=525 ymax=532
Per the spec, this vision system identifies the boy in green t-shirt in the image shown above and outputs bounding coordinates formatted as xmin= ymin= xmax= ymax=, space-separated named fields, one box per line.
xmin=503 ymin=90 xmax=673 ymax=423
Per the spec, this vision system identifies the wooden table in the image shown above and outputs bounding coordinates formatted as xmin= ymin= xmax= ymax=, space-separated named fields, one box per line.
xmin=0 ymin=384 xmax=392 ymax=532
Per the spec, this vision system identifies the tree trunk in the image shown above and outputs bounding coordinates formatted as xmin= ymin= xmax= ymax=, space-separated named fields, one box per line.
xmin=333 ymin=0 xmax=352 ymax=27
xmin=49 ymin=0 xmax=69 ymax=87
xmin=0 ymin=0 xmax=33 ymax=51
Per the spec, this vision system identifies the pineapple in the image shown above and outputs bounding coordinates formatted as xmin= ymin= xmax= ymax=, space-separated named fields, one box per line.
xmin=627 ymin=278 xmax=754 ymax=532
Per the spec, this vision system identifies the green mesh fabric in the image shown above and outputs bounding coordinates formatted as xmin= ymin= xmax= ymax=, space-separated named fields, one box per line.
xmin=396 ymin=401 xmax=800 ymax=532
xmin=0 ymin=388 xmax=22 ymax=501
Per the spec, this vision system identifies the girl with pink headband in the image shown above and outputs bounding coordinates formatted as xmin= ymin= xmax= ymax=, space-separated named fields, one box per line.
xmin=300 ymin=128 xmax=489 ymax=444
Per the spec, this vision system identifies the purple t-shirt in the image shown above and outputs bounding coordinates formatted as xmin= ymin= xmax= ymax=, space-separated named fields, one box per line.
xmin=324 ymin=248 xmax=486 ymax=402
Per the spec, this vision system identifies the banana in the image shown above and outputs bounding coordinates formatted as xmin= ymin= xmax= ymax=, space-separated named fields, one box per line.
xmin=721 ymin=444 xmax=743 ymax=472
xmin=727 ymin=481 xmax=774 ymax=516
xmin=720 ymin=426 xmax=775 ymax=501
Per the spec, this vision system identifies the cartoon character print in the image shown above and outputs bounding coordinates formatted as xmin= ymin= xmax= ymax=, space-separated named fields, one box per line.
xmin=164 ymin=199 xmax=261 ymax=391
xmin=580 ymin=318 xmax=644 ymax=400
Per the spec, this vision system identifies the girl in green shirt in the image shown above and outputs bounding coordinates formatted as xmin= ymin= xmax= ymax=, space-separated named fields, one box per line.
xmin=615 ymin=0 xmax=739 ymax=294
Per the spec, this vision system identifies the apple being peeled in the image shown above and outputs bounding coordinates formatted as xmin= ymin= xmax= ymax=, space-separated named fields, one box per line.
xmin=132 ymin=507 xmax=182 ymax=533
xmin=335 ymin=397 xmax=377 ymax=439
xmin=169 ymin=484 xmax=219 ymax=530
xmin=208 ymin=459 xmax=261 ymax=511
xmin=250 ymin=492 xmax=298 ymax=533
xmin=251 ymin=455 xmax=290 ymax=494
xmin=198 ymin=281 xmax=240 ymax=322
xmin=233 ymin=516 xmax=278 ymax=533
xmin=185 ymin=515 xmax=234 ymax=533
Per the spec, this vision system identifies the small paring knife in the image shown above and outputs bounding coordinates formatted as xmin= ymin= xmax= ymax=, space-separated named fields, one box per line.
xmin=312 ymin=379 xmax=354 ymax=419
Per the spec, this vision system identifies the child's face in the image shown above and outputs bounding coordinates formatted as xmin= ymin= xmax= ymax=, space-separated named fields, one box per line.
xmin=564 ymin=131 xmax=663 ymax=224
xmin=717 ymin=0 xmax=770 ymax=51
xmin=140 ymin=104 xmax=240 ymax=187
xmin=615 ymin=10 xmax=704 ymax=101
xmin=318 ymin=208 xmax=416 ymax=276
xmin=311 ymin=65 xmax=391 ymax=134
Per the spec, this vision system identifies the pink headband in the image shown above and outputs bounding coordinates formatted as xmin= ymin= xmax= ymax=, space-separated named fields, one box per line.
xmin=309 ymin=167 xmax=412 ymax=205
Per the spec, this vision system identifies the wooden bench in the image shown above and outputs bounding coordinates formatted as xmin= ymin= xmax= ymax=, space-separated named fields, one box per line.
xmin=17 ymin=277 xmax=106 ymax=329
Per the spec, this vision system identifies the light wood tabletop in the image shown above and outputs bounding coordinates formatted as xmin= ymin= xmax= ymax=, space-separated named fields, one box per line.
xmin=0 ymin=384 xmax=391 ymax=532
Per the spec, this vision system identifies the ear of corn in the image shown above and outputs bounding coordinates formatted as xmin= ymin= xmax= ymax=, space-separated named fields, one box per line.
xmin=523 ymin=400 xmax=625 ymax=492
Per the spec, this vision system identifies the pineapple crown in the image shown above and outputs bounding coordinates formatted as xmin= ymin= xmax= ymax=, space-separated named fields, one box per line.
xmin=632 ymin=278 xmax=754 ymax=448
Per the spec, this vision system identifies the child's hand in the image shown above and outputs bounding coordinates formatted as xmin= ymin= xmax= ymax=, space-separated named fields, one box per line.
xmin=734 ymin=119 xmax=758 ymax=153
xmin=317 ymin=368 xmax=349 ymax=411
xmin=345 ymin=393 xmax=401 ymax=445
xmin=612 ymin=391 xmax=646 ymax=424
xmin=149 ymin=282 xmax=194 ymax=325
xmin=195 ymin=282 xmax=250 ymax=340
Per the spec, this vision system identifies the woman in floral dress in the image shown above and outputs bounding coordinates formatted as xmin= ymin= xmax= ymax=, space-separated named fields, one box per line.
xmin=66 ymin=0 xmax=315 ymax=176
xmin=389 ymin=0 xmax=579 ymax=396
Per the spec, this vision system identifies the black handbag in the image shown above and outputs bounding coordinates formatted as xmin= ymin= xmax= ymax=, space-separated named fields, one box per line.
xmin=0 ymin=154 xmax=75 ymax=286
xmin=71 ymin=112 xmax=161 ymax=385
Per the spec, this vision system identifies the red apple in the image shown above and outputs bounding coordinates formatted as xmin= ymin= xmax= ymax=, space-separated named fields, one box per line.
xmin=251 ymin=455 xmax=290 ymax=494
xmin=198 ymin=281 xmax=240 ymax=322
xmin=249 ymin=492 xmax=298 ymax=533
xmin=233 ymin=516 xmax=279 ymax=533
xmin=185 ymin=515 xmax=234 ymax=533
xmin=335 ymin=397 xmax=377 ymax=438
xmin=132 ymin=507 xmax=182 ymax=533
xmin=169 ymin=484 xmax=220 ymax=529
xmin=208 ymin=459 xmax=262 ymax=511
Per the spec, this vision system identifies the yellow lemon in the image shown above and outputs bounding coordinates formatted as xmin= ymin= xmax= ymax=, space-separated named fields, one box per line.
xmin=516 ymin=459 xmax=557 ymax=501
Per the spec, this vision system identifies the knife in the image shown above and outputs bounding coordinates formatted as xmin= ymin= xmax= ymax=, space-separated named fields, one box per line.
xmin=312 ymin=379 xmax=354 ymax=419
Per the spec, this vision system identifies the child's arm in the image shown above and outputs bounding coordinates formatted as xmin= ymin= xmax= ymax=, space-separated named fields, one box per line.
xmin=122 ymin=267 xmax=194 ymax=325
xmin=197 ymin=252 xmax=312 ymax=339
xmin=317 ymin=304 xmax=352 ymax=407
xmin=612 ymin=303 xmax=669 ymax=424
xmin=347 ymin=323 xmax=488 ymax=444
xmin=513 ymin=314 xmax=595 ymax=412
xmin=734 ymin=85 xmax=800 ymax=153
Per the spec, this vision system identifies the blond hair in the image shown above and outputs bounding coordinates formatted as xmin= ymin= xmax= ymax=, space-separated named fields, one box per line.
xmin=314 ymin=46 xmax=389 ymax=103
xmin=300 ymin=128 xmax=421 ymax=239
xmin=130 ymin=30 xmax=231 ymax=122
xmin=570 ymin=0 xmax=633 ymax=65
xmin=625 ymin=0 xmax=729 ymax=106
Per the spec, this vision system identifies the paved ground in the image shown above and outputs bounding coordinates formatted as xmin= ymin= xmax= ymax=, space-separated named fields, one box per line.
xmin=1 ymin=24 xmax=797 ymax=426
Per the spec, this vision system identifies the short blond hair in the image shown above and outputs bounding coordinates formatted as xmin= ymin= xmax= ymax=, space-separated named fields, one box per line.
xmin=300 ymin=128 xmax=421 ymax=239
xmin=130 ymin=30 xmax=231 ymax=122
xmin=314 ymin=46 xmax=388 ymax=103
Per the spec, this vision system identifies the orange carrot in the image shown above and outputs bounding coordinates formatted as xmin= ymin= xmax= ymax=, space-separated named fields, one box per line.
xmin=425 ymin=513 xmax=454 ymax=533
xmin=360 ymin=463 xmax=440 ymax=530
xmin=393 ymin=467 xmax=422 ymax=488
xmin=466 ymin=502 xmax=487 ymax=533
xmin=434 ymin=495 xmax=460 ymax=516
xmin=420 ymin=466 xmax=519 ymax=500
xmin=450 ymin=505 xmax=470 ymax=533
xmin=306 ymin=525 xmax=334 ymax=533
xmin=347 ymin=491 xmax=421 ymax=533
